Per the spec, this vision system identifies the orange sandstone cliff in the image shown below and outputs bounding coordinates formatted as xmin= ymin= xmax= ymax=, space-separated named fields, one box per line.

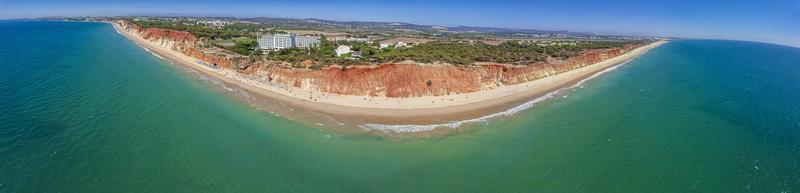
xmin=262 ymin=46 xmax=636 ymax=97
xmin=116 ymin=20 xmax=643 ymax=98
xmin=117 ymin=21 xmax=248 ymax=70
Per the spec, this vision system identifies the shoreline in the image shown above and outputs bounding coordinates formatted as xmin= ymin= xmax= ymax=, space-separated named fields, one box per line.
xmin=109 ymin=21 xmax=666 ymax=132
xmin=361 ymin=57 xmax=638 ymax=133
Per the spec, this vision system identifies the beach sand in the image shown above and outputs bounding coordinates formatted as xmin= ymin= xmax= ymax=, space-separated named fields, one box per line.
xmin=111 ymin=21 xmax=666 ymax=133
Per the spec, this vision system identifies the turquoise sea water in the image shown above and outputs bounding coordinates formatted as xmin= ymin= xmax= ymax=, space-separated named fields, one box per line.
xmin=1 ymin=21 xmax=799 ymax=192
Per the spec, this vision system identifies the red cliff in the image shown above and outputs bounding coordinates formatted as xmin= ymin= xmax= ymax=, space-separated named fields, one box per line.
xmin=264 ymin=45 xmax=638 ymax=97
xmin=117 ymin=20 xmax=643 ymax=98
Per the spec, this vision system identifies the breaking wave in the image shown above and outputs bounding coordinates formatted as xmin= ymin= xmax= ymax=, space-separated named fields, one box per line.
xmin=140 ymin=46 xmax=166 ymax=60
xmin=359 ymin=59 xmax=634 ymax=133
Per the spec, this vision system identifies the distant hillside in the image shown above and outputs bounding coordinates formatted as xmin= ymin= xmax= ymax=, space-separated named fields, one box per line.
xmin=240 ymin=17 xmax=596 ymax=38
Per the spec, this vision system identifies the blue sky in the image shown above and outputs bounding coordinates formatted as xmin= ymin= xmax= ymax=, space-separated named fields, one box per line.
xmin=2 ymin=0 xmax=798 ymax=46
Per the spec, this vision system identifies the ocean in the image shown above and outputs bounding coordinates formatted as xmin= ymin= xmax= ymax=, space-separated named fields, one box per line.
xmin=1 ymin=21 xmax=799 ymax=192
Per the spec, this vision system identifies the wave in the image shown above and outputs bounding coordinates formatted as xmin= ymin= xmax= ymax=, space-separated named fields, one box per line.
xmin=359 ymin=59 xmax=634 ymax=133
xmin=141 ymin=47 xmax=166 ymax=60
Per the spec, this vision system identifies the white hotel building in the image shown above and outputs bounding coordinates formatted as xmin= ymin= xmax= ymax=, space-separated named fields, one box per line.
xmin=257 ymin=34 xmax=293 ymax=50
xmin=258 ymin=34 xmax=320 ymax=51
xmin=294 ymin=36 xmax=320 ymax=48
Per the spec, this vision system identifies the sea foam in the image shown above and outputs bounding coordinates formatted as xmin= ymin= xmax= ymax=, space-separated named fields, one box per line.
xmin=359 ymin=59 xmax=634 ymax=133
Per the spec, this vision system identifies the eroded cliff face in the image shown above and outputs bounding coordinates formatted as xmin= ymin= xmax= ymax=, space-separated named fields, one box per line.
xmin=182 ymin=47 xmax=248 ymax=69
xmin=117 ymin=20 xmax=642 ymax=98
xmin=116 ymin=20 xmax=247 ymax=70
xmin=264 ymin=45 xmax=639 ymax=97
xmin=117 ymin=21 xmax=196 ymax=51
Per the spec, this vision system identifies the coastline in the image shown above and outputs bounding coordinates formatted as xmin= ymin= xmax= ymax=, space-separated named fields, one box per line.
xmin=109 ymin=21 xmax=666 ymax=132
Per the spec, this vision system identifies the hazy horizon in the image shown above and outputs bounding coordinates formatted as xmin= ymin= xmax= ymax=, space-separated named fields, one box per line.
xmin=2 ymin=0 xmax=798 ymax=47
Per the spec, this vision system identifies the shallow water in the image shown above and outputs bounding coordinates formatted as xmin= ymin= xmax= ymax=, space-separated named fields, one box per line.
xmin=1 ymin=21 xmax=799 ymax=192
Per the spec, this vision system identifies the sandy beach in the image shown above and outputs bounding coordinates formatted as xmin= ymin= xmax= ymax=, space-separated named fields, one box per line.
xmin=110 ymin=21 xmax=666 ymax=131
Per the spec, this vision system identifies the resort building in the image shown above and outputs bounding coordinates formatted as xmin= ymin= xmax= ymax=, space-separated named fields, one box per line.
xmin=346 ymin=37 xmax=369 ymax=43
xmin=335 ymin=45 xmax=352 ymax=57
xmin=258 ymin=34 xmax=293 ymax=50
xmin=196 ymin=20 xmax=233 ymax=28
xmin=379 ymin=37 xmax=433 ymax=49
xmin=258 ymin=34 xmax=321 ymax=51
xmin=294 ymin=35 xmax=321 ymax=48
xmin=326 ymin=35 xmax=349 ymax=42
xmin=326 ymin=35 xmax=370 ymax=43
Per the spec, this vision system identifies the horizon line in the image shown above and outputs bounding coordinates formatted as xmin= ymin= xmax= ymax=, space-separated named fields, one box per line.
xmin=3 ymin=15 xmax=798 ymax=49
xmin=3 ymin=14 xmax=653 ymax=37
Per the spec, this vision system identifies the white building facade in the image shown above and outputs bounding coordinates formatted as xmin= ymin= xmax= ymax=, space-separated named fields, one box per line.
xmin=258 ymin=34 xmax=292 ymax=50
xmin=258 ymin=34 xmax=320 ymax=51
xmin=294 ymin=35 xmax=321 ymax=48
xmin=335 ymin=45 xmax=351 ymax=57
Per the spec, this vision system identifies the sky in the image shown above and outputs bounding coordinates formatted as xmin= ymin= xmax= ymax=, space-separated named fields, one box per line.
xmin=2 ymin=0 xmax=798 ymax=47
